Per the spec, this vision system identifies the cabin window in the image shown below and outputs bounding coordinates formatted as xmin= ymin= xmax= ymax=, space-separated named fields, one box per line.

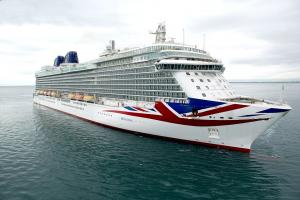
xmin=196 ymin=86 xmax=200 ymax=90
xmin=207 ymin=79 xmax=211 ymax=82
xmin=202 ymin=93 xmax=206 ymax=97
xmin=191 ymin=79 xmax=194 ymax=82
xmin=206 ymin=86 xmax=209 ymax=89
xmin=199 ymin=79 xmax=204 ymax=82
xmin=195 ymin=72 xmax=199 ymax=76
xmin=186 ymin=72 xmax=190 ymax=75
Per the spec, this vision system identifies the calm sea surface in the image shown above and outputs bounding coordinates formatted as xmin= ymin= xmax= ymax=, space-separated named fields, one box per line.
xmin=0 ymin=83 xmax=299 ymax=200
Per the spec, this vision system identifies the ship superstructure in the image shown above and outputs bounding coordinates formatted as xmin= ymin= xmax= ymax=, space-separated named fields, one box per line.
xmin=34 ymin=23 xmax=291 ymax=152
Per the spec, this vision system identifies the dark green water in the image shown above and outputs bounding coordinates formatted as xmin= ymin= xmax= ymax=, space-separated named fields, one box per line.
xmin=0 ymin=84 xmax=299 ymax=200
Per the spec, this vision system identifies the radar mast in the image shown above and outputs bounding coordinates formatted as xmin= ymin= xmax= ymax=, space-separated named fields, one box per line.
xmin=150 ymin=23 xmax=166 ymax=43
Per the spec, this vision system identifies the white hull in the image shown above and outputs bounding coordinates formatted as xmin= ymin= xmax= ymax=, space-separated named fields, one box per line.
xmin=33 ymin=95 xmax=288 ymax=152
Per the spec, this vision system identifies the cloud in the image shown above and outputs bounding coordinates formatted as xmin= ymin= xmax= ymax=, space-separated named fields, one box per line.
xmin=0 ymin=0 xmax=125 ymax=27
xmin=0 ymin=0 xmax=300 ymax=85
xmin=188 ymin=0 xmax=300 ymax=69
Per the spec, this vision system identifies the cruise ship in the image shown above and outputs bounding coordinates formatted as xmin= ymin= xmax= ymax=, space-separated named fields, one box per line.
xmin=33 ymin=23 xmax=291 ymax=152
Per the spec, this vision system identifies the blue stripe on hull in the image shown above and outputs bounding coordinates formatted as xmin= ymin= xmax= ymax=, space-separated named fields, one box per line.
xmin=257 ymin=108 xmax=290 ymax=113
xmin=124 ymin=106 xmax=136 ymax=111
xmin=166 ymin=98 xmax=225 ymax=114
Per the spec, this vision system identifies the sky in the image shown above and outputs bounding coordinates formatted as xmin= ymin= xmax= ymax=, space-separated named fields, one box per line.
xmin=0 ymin=0 xmax=299 ymax=85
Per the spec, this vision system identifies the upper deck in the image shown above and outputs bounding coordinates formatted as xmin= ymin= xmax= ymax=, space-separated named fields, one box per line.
xmin=35 ymin=43 xmax=219 ymax=77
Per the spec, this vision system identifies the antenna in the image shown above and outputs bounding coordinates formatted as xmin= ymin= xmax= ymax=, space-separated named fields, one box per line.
xmin=203 ymin=33 xmax=206 ymax=50
xmin=182 ymin=28 xmax=185 ymax=45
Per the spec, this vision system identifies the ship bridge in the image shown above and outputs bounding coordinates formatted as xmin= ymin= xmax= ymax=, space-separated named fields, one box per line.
xmin=155 ymin=59 xmax=224 ymax=72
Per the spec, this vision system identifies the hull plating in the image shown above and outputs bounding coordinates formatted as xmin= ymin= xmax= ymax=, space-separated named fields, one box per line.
xmin=33 ymin=95 xmax=286 ymax=152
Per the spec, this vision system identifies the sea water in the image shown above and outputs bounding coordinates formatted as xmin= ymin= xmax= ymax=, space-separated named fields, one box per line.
xmin=0 ymin=83 xmax=299 ymax=200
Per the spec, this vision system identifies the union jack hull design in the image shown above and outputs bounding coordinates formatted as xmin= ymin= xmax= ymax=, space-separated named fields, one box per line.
xmin=33 ymin=96 xmax=290 ymax=152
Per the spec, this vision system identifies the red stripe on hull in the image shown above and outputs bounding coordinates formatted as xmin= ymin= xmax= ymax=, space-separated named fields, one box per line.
xmin=34 ymin=102 xmax=251 ymax=153
xmin=106 ymin=102 xmax=268 ymax=126
xmin=188 ymin=104 xmax=249 ymax=117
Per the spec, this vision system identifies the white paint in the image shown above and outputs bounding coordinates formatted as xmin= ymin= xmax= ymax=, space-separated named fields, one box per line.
xmin=33 ymin=95 xmax=288 ymax=151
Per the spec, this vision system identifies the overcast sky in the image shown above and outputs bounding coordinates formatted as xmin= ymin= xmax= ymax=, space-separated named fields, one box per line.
xmin=0 ymin=0 xmax=299 ymax=85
